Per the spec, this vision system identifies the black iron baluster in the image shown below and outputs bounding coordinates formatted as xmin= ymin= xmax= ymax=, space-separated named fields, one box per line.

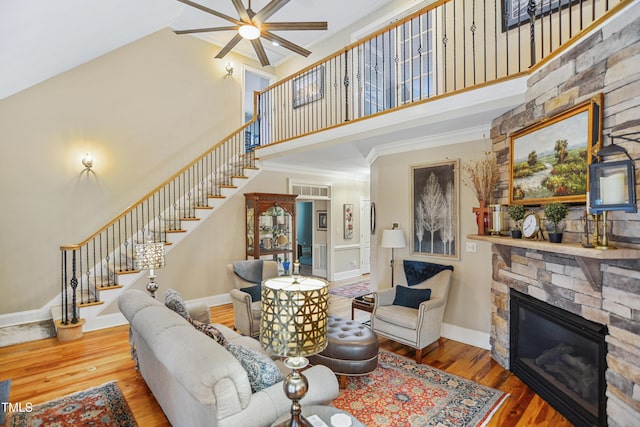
xmin=471 ymin=0 xmax=477 ymax=85
xmin=528 ymin=0 xmax=537 ymax=67
xmin=344 ymin=51 xmax=350 ymax=122
xmin=70 ymin=250 xmax=79 ymax=324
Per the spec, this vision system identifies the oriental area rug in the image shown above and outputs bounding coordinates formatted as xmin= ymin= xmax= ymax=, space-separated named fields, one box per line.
xmin=332 ymin=350 xmax=508 ymax=427
xmin=5 ymin=382 xmax=137 ymax=427
xmin=329 ymin=281 xmax=371 ymax=299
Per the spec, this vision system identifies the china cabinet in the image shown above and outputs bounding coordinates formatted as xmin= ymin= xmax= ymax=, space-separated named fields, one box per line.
xmin=245 ymin=193 xmax=297 ymax=263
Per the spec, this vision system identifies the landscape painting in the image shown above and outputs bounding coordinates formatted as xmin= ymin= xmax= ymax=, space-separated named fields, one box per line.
xmin=411 ymin=160 xmax=459 ymax=260
xmin=509 ymin=97 xmax=601 ymax=205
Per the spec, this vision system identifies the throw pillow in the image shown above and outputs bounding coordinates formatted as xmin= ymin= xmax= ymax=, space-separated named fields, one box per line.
xmin=189 ymin=319 xmax=227 ymax=346
xmin=225 ymin=342 xmax=284 ymax=393
xmin=240 ymin=284 xmax=262 ymax=302
xmin=164 ymin=288 xmax=191 ymax=320
xmin=403 ymin=260 xmax=454 ymax=286
xmin=393 ymin=285 xmax=431 ymax=309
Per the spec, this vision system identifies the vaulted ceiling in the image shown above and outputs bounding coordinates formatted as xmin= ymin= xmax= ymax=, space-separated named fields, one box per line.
xmin=0 ymin=0 xmax=392 ymax=100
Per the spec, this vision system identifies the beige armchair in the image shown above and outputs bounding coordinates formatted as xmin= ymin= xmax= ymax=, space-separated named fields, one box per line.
xmin=227 ymin=260 xmax=278 ymax=337
xmin=371 ymin=267 xmax=452 ymax=363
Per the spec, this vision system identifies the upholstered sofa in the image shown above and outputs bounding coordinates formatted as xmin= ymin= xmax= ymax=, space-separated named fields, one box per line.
xmin=118 ymin=289 xmax=339 ymax=427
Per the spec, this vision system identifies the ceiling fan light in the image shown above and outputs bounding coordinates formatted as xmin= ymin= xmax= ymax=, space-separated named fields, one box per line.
xmin=239 ymin=24 xmax=260 ymax=40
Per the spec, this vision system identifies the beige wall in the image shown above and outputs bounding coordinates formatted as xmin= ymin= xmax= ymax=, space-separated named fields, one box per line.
xmin=371 ymin=139 xmax=493 ymax=333
xmin=0 ymin=28 xmax=265 ymax=314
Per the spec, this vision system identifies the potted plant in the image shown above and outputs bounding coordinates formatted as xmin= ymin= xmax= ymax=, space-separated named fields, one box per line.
xmin=508 ymin=205 xmax=526 ymax=239
xmin=544 ymin=202 xmax=568 ymax=243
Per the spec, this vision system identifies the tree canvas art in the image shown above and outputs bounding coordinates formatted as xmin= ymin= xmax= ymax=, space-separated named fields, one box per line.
xmin=411 ymin=160 xmax=459 ymax=259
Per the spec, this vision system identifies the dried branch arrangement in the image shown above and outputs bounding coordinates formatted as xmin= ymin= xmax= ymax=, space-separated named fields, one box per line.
xmin=463 ymin=151 xmax=500 ymax=204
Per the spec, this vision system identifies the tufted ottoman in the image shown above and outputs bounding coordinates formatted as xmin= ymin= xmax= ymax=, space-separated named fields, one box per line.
xmin=308 ymin=316 xmax=379 ymax=388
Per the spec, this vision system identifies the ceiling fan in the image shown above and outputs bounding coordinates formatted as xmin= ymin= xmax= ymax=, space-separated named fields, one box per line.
xmin=174 ymin=0 xmax=328 ymax=66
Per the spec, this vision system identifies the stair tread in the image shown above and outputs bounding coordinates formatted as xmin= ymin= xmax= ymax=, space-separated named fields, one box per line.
xmin=97 ymin=284 xmax=123 ymax=291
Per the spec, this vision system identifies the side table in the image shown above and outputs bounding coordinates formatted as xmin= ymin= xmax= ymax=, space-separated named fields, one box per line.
xmin=351 ymin=295 xmax=374 ymax=320
xmin=271 ymin=405 xmax=365 ymax=427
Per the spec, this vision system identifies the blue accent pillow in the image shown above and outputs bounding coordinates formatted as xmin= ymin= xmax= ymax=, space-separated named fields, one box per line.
xmin=403 ymin=260 xmax=454 ymax=287
xmin=225 ymin=343 xmax=284 ymax=392
xmin=240 ymin=284 xmax=261 ymax=302
xmin=164 ymin=288 xmax=191 ymax=320
xmin=393 ymin=285 xmax=431 ymax=309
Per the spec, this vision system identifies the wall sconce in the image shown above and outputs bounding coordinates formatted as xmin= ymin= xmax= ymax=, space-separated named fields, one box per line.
xmin=224 ymin=62 xmax=234 ymax=79
xmin=589 ymin=132 xmax=638 ymax=214
xmin=82 ymin=153 xmax=94 ymax=172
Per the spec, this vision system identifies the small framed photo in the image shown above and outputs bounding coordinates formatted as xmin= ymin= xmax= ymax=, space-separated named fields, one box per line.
xmin=317 ymin=210 xmax=327 ymax=231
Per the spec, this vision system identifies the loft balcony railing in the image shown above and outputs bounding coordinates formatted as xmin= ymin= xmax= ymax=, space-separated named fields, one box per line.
xmin=58 ymin=0 xmax=627 ymax=325
xmin=256 ymin=0 xmax=627 ymax=146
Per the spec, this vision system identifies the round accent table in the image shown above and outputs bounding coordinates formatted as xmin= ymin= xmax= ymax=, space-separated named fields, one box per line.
xmin=271 ymin=405 xmax=365 ymax=427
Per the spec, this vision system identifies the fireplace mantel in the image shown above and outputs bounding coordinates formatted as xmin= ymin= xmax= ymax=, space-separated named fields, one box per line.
xmin=467 ymin=234 xmax=640 ymax=290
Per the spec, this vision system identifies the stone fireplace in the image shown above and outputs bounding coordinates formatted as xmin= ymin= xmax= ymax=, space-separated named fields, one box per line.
xmin=474 ymin=236 xmax=640 ymax=427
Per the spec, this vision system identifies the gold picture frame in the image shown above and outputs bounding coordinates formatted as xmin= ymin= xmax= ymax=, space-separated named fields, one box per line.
xmin=509 ymin=94 xmax=602 ymax=205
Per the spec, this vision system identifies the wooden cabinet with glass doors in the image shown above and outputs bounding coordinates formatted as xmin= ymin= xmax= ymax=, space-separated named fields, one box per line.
xmin=245 ymin=193 xmax=297 ymax=263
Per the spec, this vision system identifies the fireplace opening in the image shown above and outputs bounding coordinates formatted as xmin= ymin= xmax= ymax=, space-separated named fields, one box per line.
xmin=510 ymin=289 xmax=607 ymax=427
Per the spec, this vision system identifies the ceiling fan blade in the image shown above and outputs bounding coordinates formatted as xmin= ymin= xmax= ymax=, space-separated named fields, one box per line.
xmin=215 ymin=33 xmax=244 ymax=59
xmin=261 ymin=32 xmax=311 ymax=57
xmin=251 ymin=39 xmax=270 ymax=66
xmin=174 ymin=26 xmax=239 ymax=35
xmin=230 ymin=0 xmax=251 ymax=22
xmin=262 ymin=22 xmax=328 ymax=31
xmin=253 ymin=0 xmax=291 ymax=24
xmin=177 ymin=0 xmax=243 ymax=26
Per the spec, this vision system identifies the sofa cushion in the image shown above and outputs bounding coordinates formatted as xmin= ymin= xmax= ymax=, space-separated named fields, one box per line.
xmin=164 ymin=288 xmax=191 ymax=320
xmin=240 ymin=283 xmax=262 ymax=302
xmin=393 ymin=285 xmax=431 ymax=309
xmin=225 ymin=342 xmax=284 ymax=393
xmin=189 ymin=319 xmax=227 ymax=346
xmin=403 ymin=260 xmax=454 ymax=286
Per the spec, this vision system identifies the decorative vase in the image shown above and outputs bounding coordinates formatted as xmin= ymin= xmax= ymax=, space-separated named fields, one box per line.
xmin=548 ymin=232 xmax=563 ymax=243
xmin=511 ymin=229 xmax=522 ymax=239
xmin=282 ymin=260 xmax=291 ymax=275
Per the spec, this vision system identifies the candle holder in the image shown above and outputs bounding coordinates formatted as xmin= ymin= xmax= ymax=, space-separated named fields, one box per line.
xmin=595 ymin=211 xmax=615 ymax=250
xmin=590 ymin=213 xmax=602 ymax=248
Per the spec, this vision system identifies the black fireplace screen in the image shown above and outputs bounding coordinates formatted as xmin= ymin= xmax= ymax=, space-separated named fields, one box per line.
xmin=510 ymin=289 xmax=607 ymax=426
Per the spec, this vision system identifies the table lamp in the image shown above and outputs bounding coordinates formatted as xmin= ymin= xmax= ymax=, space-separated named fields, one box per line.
xmin=135 ymin=242 xmax=165 ymax=298
xmin=260 ymin=276 xmax=329 ymax=427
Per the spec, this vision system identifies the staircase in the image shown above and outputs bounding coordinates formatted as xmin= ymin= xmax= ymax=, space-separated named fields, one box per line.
xmin=54 ymin=122 xmax=261 ymax=333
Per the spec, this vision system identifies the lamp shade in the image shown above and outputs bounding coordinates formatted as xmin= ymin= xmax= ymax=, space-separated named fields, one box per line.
xmin=260 ymin=276 xmax=329 ymax=358
xmin=381 ymin=229 xmax=406 ymax=248
xmin=135 ymin=242 xmax=165 ymax=270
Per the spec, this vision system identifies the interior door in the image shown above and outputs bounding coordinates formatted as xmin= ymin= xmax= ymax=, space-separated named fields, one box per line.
xmin=360 ymin=200 xmax=371 ymax=274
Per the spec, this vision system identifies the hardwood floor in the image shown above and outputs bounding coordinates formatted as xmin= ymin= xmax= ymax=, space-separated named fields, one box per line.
xmin=0 ymin=301 xmax=571 ymax=426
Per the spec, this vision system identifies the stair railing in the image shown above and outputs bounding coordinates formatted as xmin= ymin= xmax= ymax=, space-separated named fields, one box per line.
xmin=58 ymin=119 xmax=259 ymax=324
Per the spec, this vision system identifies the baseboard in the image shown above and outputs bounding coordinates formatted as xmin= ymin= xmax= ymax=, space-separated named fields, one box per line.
xmin=333 ymin=269 xmax=362 ymax=281
xmin=441 ymin=322 xmax=490 ymax=350
xmin=1 ymin=293 xmax=234 ymax=342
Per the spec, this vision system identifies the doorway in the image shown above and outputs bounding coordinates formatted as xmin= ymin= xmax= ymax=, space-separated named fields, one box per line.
xmin=242 ymin=66 xmax=274 ymax=123
xmin=296 ymin=201 xmax=313 ymax=276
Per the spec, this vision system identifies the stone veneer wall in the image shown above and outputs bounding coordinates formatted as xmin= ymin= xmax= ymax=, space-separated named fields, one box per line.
xmin=488 ymin=3 xmax=640 ymax=426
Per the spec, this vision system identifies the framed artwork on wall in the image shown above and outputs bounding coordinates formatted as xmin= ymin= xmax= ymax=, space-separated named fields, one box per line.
xmin=509 ymin=94 xmax=602 ymax=205
xmin=343 ymin=204 xmax=353 ymax=239
xmin=411 ymin=160 xmax=459 ymax=259
xmin=292 ymin=65 xmax=324 ymax=109
xmin=317 ymin=210 xmax=327 ymax=231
